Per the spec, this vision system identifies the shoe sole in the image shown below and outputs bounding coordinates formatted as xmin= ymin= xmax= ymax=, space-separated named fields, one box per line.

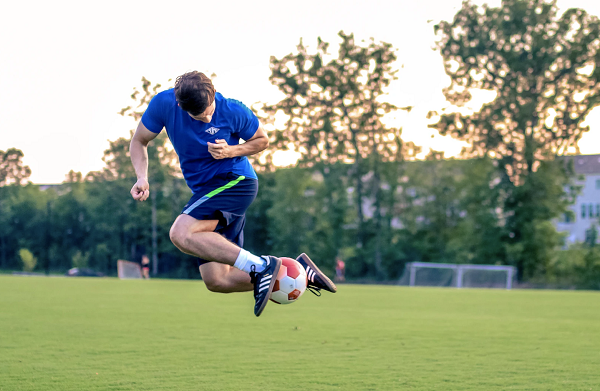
xmin=255 ymin=257 xmax=282 ymax=317
xmin=297 ymin=253 xmax=337 ymax=293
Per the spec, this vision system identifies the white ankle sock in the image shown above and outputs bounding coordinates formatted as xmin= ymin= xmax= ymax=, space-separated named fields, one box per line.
xmin=233 ymin=249 xmax=266 ymax=274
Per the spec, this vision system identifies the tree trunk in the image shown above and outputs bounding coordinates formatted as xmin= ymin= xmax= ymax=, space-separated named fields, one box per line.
xmin=45 ymin=201 xmax=52 ymax=275
xmin=373 ymin=166 xmax=384 ymax=279
xmin=355 ymin=166 xmax=364 ymax=248
xmin=0 ymin=233 xmax=5 ymax=270
xmin=350 ymin=126 xmax=365 ymax=249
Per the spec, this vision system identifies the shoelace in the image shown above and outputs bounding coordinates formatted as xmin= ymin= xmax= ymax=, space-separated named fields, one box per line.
xmin=307 ymin=286 xmax=322 ymax=297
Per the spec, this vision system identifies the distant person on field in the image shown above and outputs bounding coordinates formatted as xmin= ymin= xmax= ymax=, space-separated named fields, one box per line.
xmin=141 ymin=255 xmax=150 ymax=279
xmin=129 ymin=71 xmax=336 ymax=316
xmin=335 ymin=257 xmax=346 ymax=282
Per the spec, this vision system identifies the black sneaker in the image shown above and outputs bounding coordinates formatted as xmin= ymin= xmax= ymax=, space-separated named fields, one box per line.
xmin=249 ymin=256 xmax=282 ymax=317
xmin=296 ymin=253 xmax=337 ymax=295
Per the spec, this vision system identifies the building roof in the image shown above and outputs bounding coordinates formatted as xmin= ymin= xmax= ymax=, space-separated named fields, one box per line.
xmin=38 ymin=184 xmax=63 ymax=191
xmin=561 ymin=154 xmax=600 ymax=175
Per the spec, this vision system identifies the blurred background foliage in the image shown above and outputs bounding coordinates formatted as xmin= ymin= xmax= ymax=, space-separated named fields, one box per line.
xmin=1 ymin=0 xmax=599 ymax=288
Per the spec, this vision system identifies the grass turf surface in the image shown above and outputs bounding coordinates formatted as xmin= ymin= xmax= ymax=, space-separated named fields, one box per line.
xmin=0 ymin=276 xmax=599 ymax=390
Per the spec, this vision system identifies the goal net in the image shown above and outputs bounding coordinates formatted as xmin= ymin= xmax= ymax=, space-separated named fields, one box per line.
xmin=398 ymin=262 xmax=517 ymax=289
xmin=117 ymin=260 xmax=143 ymax=279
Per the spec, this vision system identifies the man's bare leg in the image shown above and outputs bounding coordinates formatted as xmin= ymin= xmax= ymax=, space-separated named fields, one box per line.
xmin=199 ymin=262 xmax=253 ymax=293
xmin=169 ymin=214 xmax=255 ymax=293
xmin=170 ymin=214 xmax=241 ymax=264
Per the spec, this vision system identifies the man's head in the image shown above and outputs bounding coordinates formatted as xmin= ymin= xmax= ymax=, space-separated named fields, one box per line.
xmin=174 ymin=71 xmax=216 ymax=121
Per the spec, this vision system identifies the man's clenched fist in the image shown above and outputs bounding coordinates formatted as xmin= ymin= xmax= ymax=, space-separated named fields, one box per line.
xmin=207 ymin=139 xmax=231 ymax=159
xmin=131 ymin=178 xmax=150 ymax=201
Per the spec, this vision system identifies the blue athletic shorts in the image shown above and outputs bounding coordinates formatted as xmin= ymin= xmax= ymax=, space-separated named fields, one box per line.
xmin=181 ymin=172 xmax=258 ymax=266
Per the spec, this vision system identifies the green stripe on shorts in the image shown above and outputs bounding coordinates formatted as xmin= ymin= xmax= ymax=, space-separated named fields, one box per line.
xmin=183 ymin=175 xmax=246 ymax=215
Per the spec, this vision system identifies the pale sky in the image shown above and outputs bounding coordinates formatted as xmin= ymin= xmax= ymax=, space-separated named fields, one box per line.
xmin=1 ymin=0 xmax=599 ymax=183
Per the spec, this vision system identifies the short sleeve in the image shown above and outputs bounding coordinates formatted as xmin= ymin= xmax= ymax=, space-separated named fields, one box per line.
xmin=230 ymin=99 xmax=259 ymax=140
xmin=141 ymin=93 xmax=168 ymax=133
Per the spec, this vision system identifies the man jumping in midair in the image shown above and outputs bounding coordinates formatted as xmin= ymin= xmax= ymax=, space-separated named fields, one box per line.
xmin=129 ymin=71 xmax=336 ymax=316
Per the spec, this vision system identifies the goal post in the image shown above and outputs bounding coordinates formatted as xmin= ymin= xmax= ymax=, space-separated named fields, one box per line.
xmin=117 ymin=260 xmax=143 ymax=279
xmin=399 ymin=262 xmax=517 ymax=289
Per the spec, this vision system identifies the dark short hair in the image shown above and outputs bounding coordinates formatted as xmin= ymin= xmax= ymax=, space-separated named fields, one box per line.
xmin=174 ymin=71 xmax=216 ymax=116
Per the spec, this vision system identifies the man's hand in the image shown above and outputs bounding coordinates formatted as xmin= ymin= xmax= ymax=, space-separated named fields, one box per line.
xmin=207 ymin=139 xmax=231 ymax=159
xmin=131 ymin=178 xmax=150 ymax=201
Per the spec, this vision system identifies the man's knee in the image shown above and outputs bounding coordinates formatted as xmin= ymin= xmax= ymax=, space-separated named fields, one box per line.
xmin=169 ymin=222 xmax=187 ymax=249
xmin=169 ymin=216 xmax=218 ymax=249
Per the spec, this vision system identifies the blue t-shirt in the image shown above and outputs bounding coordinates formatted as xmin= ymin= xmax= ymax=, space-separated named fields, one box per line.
xmin=141 ymin=90 xmax=259 ymax=193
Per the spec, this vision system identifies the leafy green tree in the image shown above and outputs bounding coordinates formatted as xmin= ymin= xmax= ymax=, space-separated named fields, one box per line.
xmin=449 ymin=158 xmax=507 ymax=266
xmin=0 ymin=148 xmax=31 ymax=186
xmin=432 ymin=0 xmax=600 ymax=181
xmin=18 ymin=248 xmax=37 ymax=272
xmin=431 ymin=0 xmax=598 ymax=278
xmin=262 ymin=32 xmax=416 ymax=278
xmin=71 ymin=250 xmax=89 ymax=269
xmin=401 ymin=155 xmax=470 ymax=264
xmin=266 ymin=168 xmax=321 ymax=257
xmin=65 ymin=170 xmax=83 ymax=183
xmin=546 ymin=240 xmax=600 ymax=289
xmin=0 ymin=183 xmax=53 ymax=271
xmin=383 ymin=157 xmax=501 ymax=269
xmin=503 ymin=159 xmax=577 ymax=277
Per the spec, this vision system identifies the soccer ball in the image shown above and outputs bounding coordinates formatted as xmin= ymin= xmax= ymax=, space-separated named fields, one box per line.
xmin=270 ymin=257 xmax=307 ymax=305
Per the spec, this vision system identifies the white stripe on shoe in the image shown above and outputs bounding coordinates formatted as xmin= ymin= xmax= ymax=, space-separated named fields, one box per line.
xmin=307 ymin=268 xmax=315 ymax=282
xmin=259 ymin=280 xmax=271 ymax=288
xmin=258 ymin=276 xmax=272 ymax=292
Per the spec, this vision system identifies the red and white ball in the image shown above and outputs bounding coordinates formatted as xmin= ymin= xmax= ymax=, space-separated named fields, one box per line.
xmin=269 ymin=257 xmax=307 ymax=305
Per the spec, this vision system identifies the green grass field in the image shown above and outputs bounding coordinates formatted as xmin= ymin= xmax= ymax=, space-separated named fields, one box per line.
xmin=1 ymin=275 xmax=599 ymax=391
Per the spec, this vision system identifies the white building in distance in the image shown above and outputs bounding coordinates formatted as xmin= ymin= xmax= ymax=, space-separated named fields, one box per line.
xmin=556 ymin=154 xmax=600 ymax=244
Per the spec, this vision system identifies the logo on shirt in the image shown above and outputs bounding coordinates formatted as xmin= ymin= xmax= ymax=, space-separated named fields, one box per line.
xmin=205 ymin=127 xmax=220 ymax=135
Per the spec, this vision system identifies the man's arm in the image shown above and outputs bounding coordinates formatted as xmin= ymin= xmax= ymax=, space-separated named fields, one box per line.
xmin=130 ymin=121 xmax=160 ymax=201
xmin=207 ymin=123 xmax=269 ymax=160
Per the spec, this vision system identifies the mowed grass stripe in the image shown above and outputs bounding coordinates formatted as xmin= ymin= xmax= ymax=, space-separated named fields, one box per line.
xmin=0 ymin=275 xmax=599 ymax=390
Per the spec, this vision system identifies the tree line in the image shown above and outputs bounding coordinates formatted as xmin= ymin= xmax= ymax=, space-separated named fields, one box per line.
xmin=1 ymin=0 xmax=600 ymax=287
